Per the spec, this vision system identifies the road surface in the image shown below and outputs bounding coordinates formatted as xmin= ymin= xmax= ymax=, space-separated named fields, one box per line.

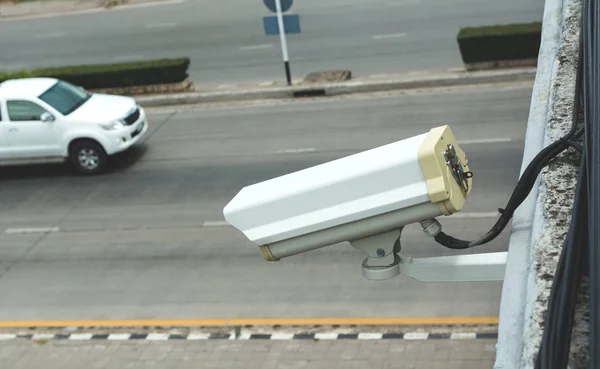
xmin=0 ymin=83 xmax=532 ymax=321
xmin=0 ymin=0 xmax=543 ymax=84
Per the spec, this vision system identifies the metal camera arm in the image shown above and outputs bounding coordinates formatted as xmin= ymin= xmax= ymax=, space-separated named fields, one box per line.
xmin=349 ymin=219 xmax=507 ymax=282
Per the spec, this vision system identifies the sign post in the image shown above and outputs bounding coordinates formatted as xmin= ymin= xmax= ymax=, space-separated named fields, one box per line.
xmin=274 ymin=0 xmax=291 ymax=85
xmin=262 ymin=0 xmax=298 ymax=86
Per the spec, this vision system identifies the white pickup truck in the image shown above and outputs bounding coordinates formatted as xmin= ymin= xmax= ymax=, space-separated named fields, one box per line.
xmin=0 ymin=77 xmax=148 ymax=175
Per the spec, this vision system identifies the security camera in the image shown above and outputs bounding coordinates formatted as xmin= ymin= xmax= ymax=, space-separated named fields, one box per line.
xmin=223 ymin=125 xmax=490 ymax=281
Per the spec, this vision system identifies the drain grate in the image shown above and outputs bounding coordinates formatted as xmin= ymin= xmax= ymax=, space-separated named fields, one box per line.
xmin=293 ymin=89 xmax=326 ymax=98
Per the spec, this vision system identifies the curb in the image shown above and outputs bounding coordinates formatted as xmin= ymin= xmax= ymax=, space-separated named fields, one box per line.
xmin=135 ymin=68 xmax=536 ymax=108
xmin=0 ymin=331 xmax=499 ymax=342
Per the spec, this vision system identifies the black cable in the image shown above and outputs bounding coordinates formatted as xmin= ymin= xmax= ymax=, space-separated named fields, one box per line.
xmin=536 ymin=0 xmax=597 ymax=367
xmin=583 ymin=0 xmax=600 ymax=366
xmin=535 ymin=150 xmax=587 ymax=369
xmin=434 ymin=27 xmax=585 ymax=251
xmin=434 ymin=111 xmax=580 ymax=249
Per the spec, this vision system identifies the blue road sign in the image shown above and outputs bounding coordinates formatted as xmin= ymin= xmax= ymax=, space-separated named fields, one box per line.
xmin=263 ymin=0 xmax=293 ymax=13
xmin=263 ymin=14 xmax=301 ymax=35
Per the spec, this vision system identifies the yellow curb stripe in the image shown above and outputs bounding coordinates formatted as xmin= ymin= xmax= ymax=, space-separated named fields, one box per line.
xmin=0 ymin=317 xmax=498 ymax=328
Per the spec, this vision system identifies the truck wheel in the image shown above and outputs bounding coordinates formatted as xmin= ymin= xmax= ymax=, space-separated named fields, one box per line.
xmin=69 ymin=140 xmax=108 ymax=175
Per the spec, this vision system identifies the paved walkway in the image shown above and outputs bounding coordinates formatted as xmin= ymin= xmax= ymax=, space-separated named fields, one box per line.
xmin=1 ymin=339 xmax=496 ymax=369
xmin=0 ymin=0 xmax=163 ymax=19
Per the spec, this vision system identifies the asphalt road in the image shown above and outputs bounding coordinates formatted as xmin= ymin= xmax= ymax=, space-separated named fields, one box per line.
xmin=0 ymin=0 xmax=543 ymax=84
xmin=0 ymin=83 xmax=532 ymax=321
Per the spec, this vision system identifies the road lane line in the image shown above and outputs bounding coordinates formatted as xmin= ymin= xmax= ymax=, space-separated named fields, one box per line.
xmin=202 ymin=221 xmax=230 ymax=228
xmin=0 ymin=317 xmax=499 ymax=328
xmin=372 ymin=33 xmax=407 ymax=40
xmin=200 ymin=212 xmax=497 ymax=230
xmin=146 ymin=22 xmax=178 ymax=29
xmin=460 ymin=137 xmax=513 ymax=145
xmin=35 ymin=32 xmax=66 ymax=39
xmin=450 ymin=212 xmax=499 ymax=219
xmin=271 ymin=148 xmax=316 ymax=154
xmin=4 ymin=227 xmax=59 ymax=234
xmin=240 ymin=44 xmax=274 ymax=51
xmin=265 ymin=139 xmax=509 ymax=156
xmin=387 ymin=0 xmax=420 ymax=6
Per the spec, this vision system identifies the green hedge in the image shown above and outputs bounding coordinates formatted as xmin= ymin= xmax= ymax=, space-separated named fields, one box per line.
xmin=0 ymin=57 xmax=190 ymax=89
xmin=457 ymin=22 xmax=542 ymax=64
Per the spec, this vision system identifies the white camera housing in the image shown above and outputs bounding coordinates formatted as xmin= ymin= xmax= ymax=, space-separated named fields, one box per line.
xmin=224 ymin=125 xmax=476 ymax=280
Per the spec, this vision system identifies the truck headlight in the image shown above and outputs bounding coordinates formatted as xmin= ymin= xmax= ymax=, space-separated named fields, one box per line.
xmin=100 ymin=120 xmax=125 ymax=131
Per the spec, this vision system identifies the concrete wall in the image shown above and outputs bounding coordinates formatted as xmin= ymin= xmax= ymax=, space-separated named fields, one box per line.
xmin=494 ymin=0 xmax=584 ymax=367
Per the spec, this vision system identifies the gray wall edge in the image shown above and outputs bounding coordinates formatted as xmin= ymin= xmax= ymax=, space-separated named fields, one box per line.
xmin=494 ymin=0 xmax=565 ymax=367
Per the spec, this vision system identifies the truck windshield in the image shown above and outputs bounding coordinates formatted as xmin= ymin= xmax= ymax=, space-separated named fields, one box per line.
xmin=39 ymin=80 xmax=91 ymax=116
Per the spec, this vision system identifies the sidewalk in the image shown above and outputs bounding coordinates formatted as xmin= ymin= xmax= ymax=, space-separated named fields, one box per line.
xmin=0 ymin=0 xmax=165 ymax=19
xmin=134 ymin=67 xmax=536 ymax=108
xmin=0 ymin=338 xmax=496 ymax=368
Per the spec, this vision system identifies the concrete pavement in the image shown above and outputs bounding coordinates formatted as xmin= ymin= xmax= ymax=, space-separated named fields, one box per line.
xmin=0 ymin=338 xmax=497 ymax=369
xmin=0 ymin=83 xmax=532 ymax=322
xmin=0 ymin=0 xmax=543 ymax=85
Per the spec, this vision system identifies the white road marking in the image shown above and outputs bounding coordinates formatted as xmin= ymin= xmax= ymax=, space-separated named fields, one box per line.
xmin=238 ymin=333 xmax=252 ymax=340
xmin=451 ymin=212 xmax=500 ymax=219
xmin=240 ymin=44 xmax=273 ymax=51
xmin=314 ymin=333 xmax=339 ymax=340
xmin=271 ymin=148 xmax=317 ymax=154
xmin=202 ymin=221 xmax=230 ymax=228
xmin=403 ymin=332 xmax=429 ymax=340
xmin=186 ymin=333 xmax=210 ymax=340
xmin=0 ymin=334 xmax=16 ymax=340
xmin=264 ymin=139 xmax=508 ymax=155
xmin=32 ymin=333 xmax=55 ymax=340
xmin=146 ymin=22 xmax=178 ymax=29
xmin=460 ymin=137 xmax=513 ymax=145
xmin=113 ymin=54 xmax=145 ymax=61
xmin=69 ymin=333 xmax=94 ymax=340
xmin=270 ymin=332 xmax=295 ymax=340
xmin=372 ymin=33 xmax=407 ymax=40
xmin=450 ymin=332 xmax=477 ymax=340
xmin=107 ymin=333 xmax=131 ymax=341
xmin=358 ymin=333 xmax=383 ymax=340
xmin=387 ymin=0 xmax=420 ymax=6
xmin=35 ymin=32 xmax=66 ymax=39
xmin=4 ymin=227 xmax=59 ymax=234
xmin=146 ymin=333 xmax=170 ymax=341
xmin=202 ymin=212 xmax=497 ymax=229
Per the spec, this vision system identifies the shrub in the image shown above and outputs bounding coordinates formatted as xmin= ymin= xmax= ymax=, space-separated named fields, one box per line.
xmin=0 ymin=58 xmax=190 ymax=89
xmin=0 ymin=70 xmax=35 ymax=82
xmin=457 ymin=22 xmax=542 ymax=64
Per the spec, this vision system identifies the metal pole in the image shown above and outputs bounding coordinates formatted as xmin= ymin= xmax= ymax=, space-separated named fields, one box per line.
xmin=274 ymin=0 xmax=292 ymax=85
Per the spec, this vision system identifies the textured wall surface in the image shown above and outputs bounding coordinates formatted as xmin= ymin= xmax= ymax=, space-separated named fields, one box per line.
xmin=495 ymin=0 xmax=584 ymax=368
